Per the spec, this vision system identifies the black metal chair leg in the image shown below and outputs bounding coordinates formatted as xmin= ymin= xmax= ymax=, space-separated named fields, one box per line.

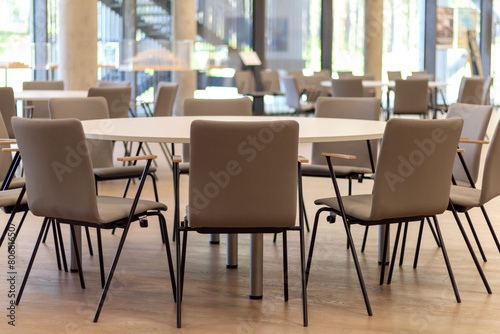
xmin=480 ymin=206 xmax=500 ymax=253
xmin=361 ymin=226 xmax=369 ymax=252
xmin=379 ymin=224 xmax=389 ymax=285
xmin=413 ymin=219 xmax=425 ymax=269
xmin=305 ymin=208 xmax=330 ymax=285
xmin=16 ymin=218 xmax=49 ymax=305
xmin=85 ymin=226 xmax=94 ymax=256
xmin=180 ymin=230 xmax=188 ymax=303
xmin=399 ymin=222 xmax=409 ymax=266
xmin=282 ymin=231 xmax=289 ymax=302
xmin=449 ymin=203 xmax=492 ymax=294
xmin=387 ymin=223 xmax=402 ymax=284
xmin=464 ymin=211 xmax=487 ymax=262
xmin=55 ymin=223 xmax=68 ymax=272
xmin=12 ymin=211 xmax=29 ymax=244
xmin=299 ymin=219 xmax=309 ymax=326
xmin=158 ymin=214 xmax=176 ymax=302
xmin=432 ymin=216 xmax=461 ymax=303
xmin=97 ymin=228 xmax=105 ymax=289
xmin=426 ymin=217 xmax=441 ymax=247
xmin=42 ymin=218 xmax=51 ymax=243
xmin=52 ymin=219 xmax=62 ymax=271
xmin=69 ymin=225 xmax=86 ymax=289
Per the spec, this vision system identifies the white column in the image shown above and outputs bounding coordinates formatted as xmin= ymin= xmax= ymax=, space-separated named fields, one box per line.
xmin=173 ymin=0 xmax=197 ymax=116
xmin=364 ymin=0 xmax=384 ymax=94
xmin=58 ymin=0 xmax=98 ymax=90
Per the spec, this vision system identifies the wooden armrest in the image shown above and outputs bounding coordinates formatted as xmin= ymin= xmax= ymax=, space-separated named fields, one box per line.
xmin=459 ymin=139 xmax=489 ymax=144
xmin=23 ymin=105 xmax=35 ymax=110
xmin=173 ymin=155 xmax=182 ymax=163
xmin=0 ymin=140 xmax=16 ymax=144
xmin=2 ymin=148 xmax=18 ymax=152
xmin=129 ymin=103 xmax=142 ymax=108
xmin=321 ymin=152 xmax=356 ymax=160
xmin=298 ymin=156 xmax=309 ymax=163
xmin=457 ymin=149 xmax=465 ymax=153
xmin=141 ymin=101 xmax=154 ymax=106
xmin=117 ymin=155 xmax=157 ymax=162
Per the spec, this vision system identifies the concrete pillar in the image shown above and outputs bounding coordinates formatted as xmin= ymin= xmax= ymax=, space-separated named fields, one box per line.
xmin=364 ymin=0 xmax=384 ymax=85
xmin=58 ymin=0 xmax=98 ymax=90
xmin=173 ymin=0 xmax=196 ymax=116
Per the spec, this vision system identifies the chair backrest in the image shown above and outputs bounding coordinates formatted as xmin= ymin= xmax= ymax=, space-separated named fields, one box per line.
xmin=12 ymin=117 xmax=100 ymax=222
xmin=288 ymin=70 xmax=305 ymax=87
xmin=182 ymin=97 xmax=253 ymax=162
xmin=330 ymin=78 xmax=364 ymax=97
xmin=457 ymin=76 xmax=484 ymax=105
xmin=447 ymin=103 xmax=493 ymax=186
xmin=481 ymin=76 xmax=494 ymax=105
xmin=0 ymin=87 xmax=18 ymax=138
xmin=88 ymin=87 xmax=132 ymax=119
xmin=281 ymin=76 xmax=302 ymax=110
xmin=23 ymin=80 xmax=65 ymax=119
xmin=188 ymin=120 xmax=299 ymax=228
xmin=260 ymin=70 xmax=281 ymax=93
xmin=479 ymin=119 xmax=500 ymax=204
xmin=0 ymin=112 xmax=13 ymax=179
xmin=153 ymin=82 xmax=178 ymax=117
xmin=234 ymin=70 xmax=255 ymax=94
xmin=97 ymin=81 xmax=131 ymax=88
xmin=337 ymin=71 xmax=353 ymax=78
xmin=387 ymin=71 xmax=402 ymax=81
xmin=49 ymin=97 xmax=114 ymax=169
xmin=393 ymin=79 xmax=429 ymax=115
xmin=312 ymin=97 xmax=381 ymax=170
xmin=370 ymin=118 xmax=463 ymax=220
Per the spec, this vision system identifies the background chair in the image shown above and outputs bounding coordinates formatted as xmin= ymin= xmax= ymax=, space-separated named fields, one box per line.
xmin=337 ymin=70 xmax=353 ymax=78
xmin=260 ymin=70 xmax=282 ymax=94
xmin=387 ymin=71 xmax=402 ymax=81
xmin=22 ymin=80 xmax=64 ymax=118
xmin=457 ymin=76 xmax=484 ymax=105
xmin=88 ymin=87 xmax=133 ymax=118
xmin=234 ymin=70 xmax=255 ymax=94
xmin=390 ymin=79 xmax=429 ymax=119
xmin=481 ymin=76 xmax=494 ymax=105
xmin=281 ymin=76 xmax=315 ymax=115
xmin=11 ymin=116 xmax=175 ymax=323
xmin=0 ymin=87 xmax=19 ymax=139
xmin=307 ymin=117 xmax=490 ymax=315
xmin=330 ymin=78 xmax=364 ymax=97
xmin=173 ymin=119 xmax=307 ymax=328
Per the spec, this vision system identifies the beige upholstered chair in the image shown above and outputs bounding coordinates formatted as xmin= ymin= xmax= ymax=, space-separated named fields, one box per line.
xmin=281 ymin=76 xmax=315 ymax=115
xmin=22 ymin=80 xmax=64 ymax=118
xmin=96 ymin=80 xmax=131 ymax=88
xmin=234 ymin=70 xmax=255 ymax=94
xmin=457 ymin=76 xmax=484 ymax=105
xmin=88 ymin=86 xmax=132 ymax=118
xmin=173 ymin=120 xmax=307 ymax=328
xmin=387 ymin=71 xmax=402 ymax=81
xmin=260 ymin=70 xmax=282 ymax=94
xmin=330 ymin=78 xmax=364 ymax=97
xmin=481 ymin=76 xmax=494 ymax=105
xmin=0 ymin=87 xmax=19 ymax=139
xmin=391 ymin=79 xmax=429 ymax=119
xmin=307 ymin=118 xmax=491 ymax=315
xmin=11 ymin=116 xmax=175 ymax=323
xmin=337 ymin=70 xmax=353 ymax=78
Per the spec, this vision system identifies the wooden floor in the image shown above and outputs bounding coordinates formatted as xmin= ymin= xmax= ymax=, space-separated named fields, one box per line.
xmin=2 ymin=118 xmax=500 ymax=333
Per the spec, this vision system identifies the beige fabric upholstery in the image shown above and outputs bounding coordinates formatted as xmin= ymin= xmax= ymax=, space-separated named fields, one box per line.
xmin=392 ymin=79 xmax=429 ymax=117
xmin=281 ymin=76 xmax=315 ymax=113
xmin=234 ymin=70 xmax=255 ymax=94
xmin=0 ymin=87 xmax=17 ymax=138
xmin=448 ymin=103 xmax=493 ymax=186
xmin=0 ymin=188 xmax=27 ymax=208
xmin=481 ymin=76 xmax=494 ymax=105
xmin=152 ymin=82 xmax=178 ymax=117
xmin=0 ymin=112 xmax=24 ymax=189
xmin=260 ymin=70 xmax=282 ymax=94
xmin=387 ymin=71 xmax=402 ymax=81
xmin=316 ymin=118 xmax=464 ymax=222
xmin=337 ymin=71 xmax=353 ymax=78
xmin=457 ymin=76 xmax=484 ymax=105
xmin=23 ymin=81 xmax=64 ymax=119
xmin=302 ymin=97 xmax=381 ymax=178
xmin=188 ymin=120 xmax=299 ymax=228
xmin=330 ymin=78 xmax=364 ymax=97
xmin=97 ymin=81 xmax=131 ymax=88
xmin=11 ymin=117 xmax=166 ymax=224
xmin=88 ymin=87 xmax=132 ymax=119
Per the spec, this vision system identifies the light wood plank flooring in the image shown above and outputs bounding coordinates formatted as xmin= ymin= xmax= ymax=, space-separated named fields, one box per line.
xmin=2 ymin=120 xmax=500 ymax=333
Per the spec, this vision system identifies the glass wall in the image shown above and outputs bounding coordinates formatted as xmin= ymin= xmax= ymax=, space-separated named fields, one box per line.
xmin=492 ymin=0 xmax=500 ymax=105
xmin=382 ymin=0 xmax=425 ymax=80
xmin=436 ymin=0 xmax=481 ymax=103
xmin=332 ymin=0 xmax=365 ymax=76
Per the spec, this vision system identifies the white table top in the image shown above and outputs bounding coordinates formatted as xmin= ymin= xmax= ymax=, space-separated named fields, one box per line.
xmin=14 ymin=90 xmax=88 ymax=101
xmin=82 ymin=116 xmax=386 ymax=144
xmin=321 ymin=80 xmax=447 ymax=89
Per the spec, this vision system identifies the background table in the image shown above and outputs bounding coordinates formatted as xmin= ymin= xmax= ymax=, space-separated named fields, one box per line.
xmin=14 ymin=90 xmax=88 ymax=101
xmin=82 ymin=115 xmax=387 ymax=298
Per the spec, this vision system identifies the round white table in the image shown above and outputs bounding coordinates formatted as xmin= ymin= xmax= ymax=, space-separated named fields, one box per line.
xmin=82 ymin=115 xmax=387 ymax=298
xmin=13 ymin=90 xmax=88 ymax=101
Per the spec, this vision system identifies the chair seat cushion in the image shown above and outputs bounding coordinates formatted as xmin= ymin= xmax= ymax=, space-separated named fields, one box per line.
xmin=96 ymin=196 xmax=167 ymax=224
xmin=301 ymin=164 xmax=372 ymax=177
xmin=315 ymin=194 xmax=373 ymax=221
xmin=94 ymin=165 xmax=157 ymax=180
xmin=449 ymin=185 xmax=482 ymax=209
xmin=0 ymin=188 xmax=27 ymax=207
xmin=5 ymin=177 xmax=25 ymax=189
